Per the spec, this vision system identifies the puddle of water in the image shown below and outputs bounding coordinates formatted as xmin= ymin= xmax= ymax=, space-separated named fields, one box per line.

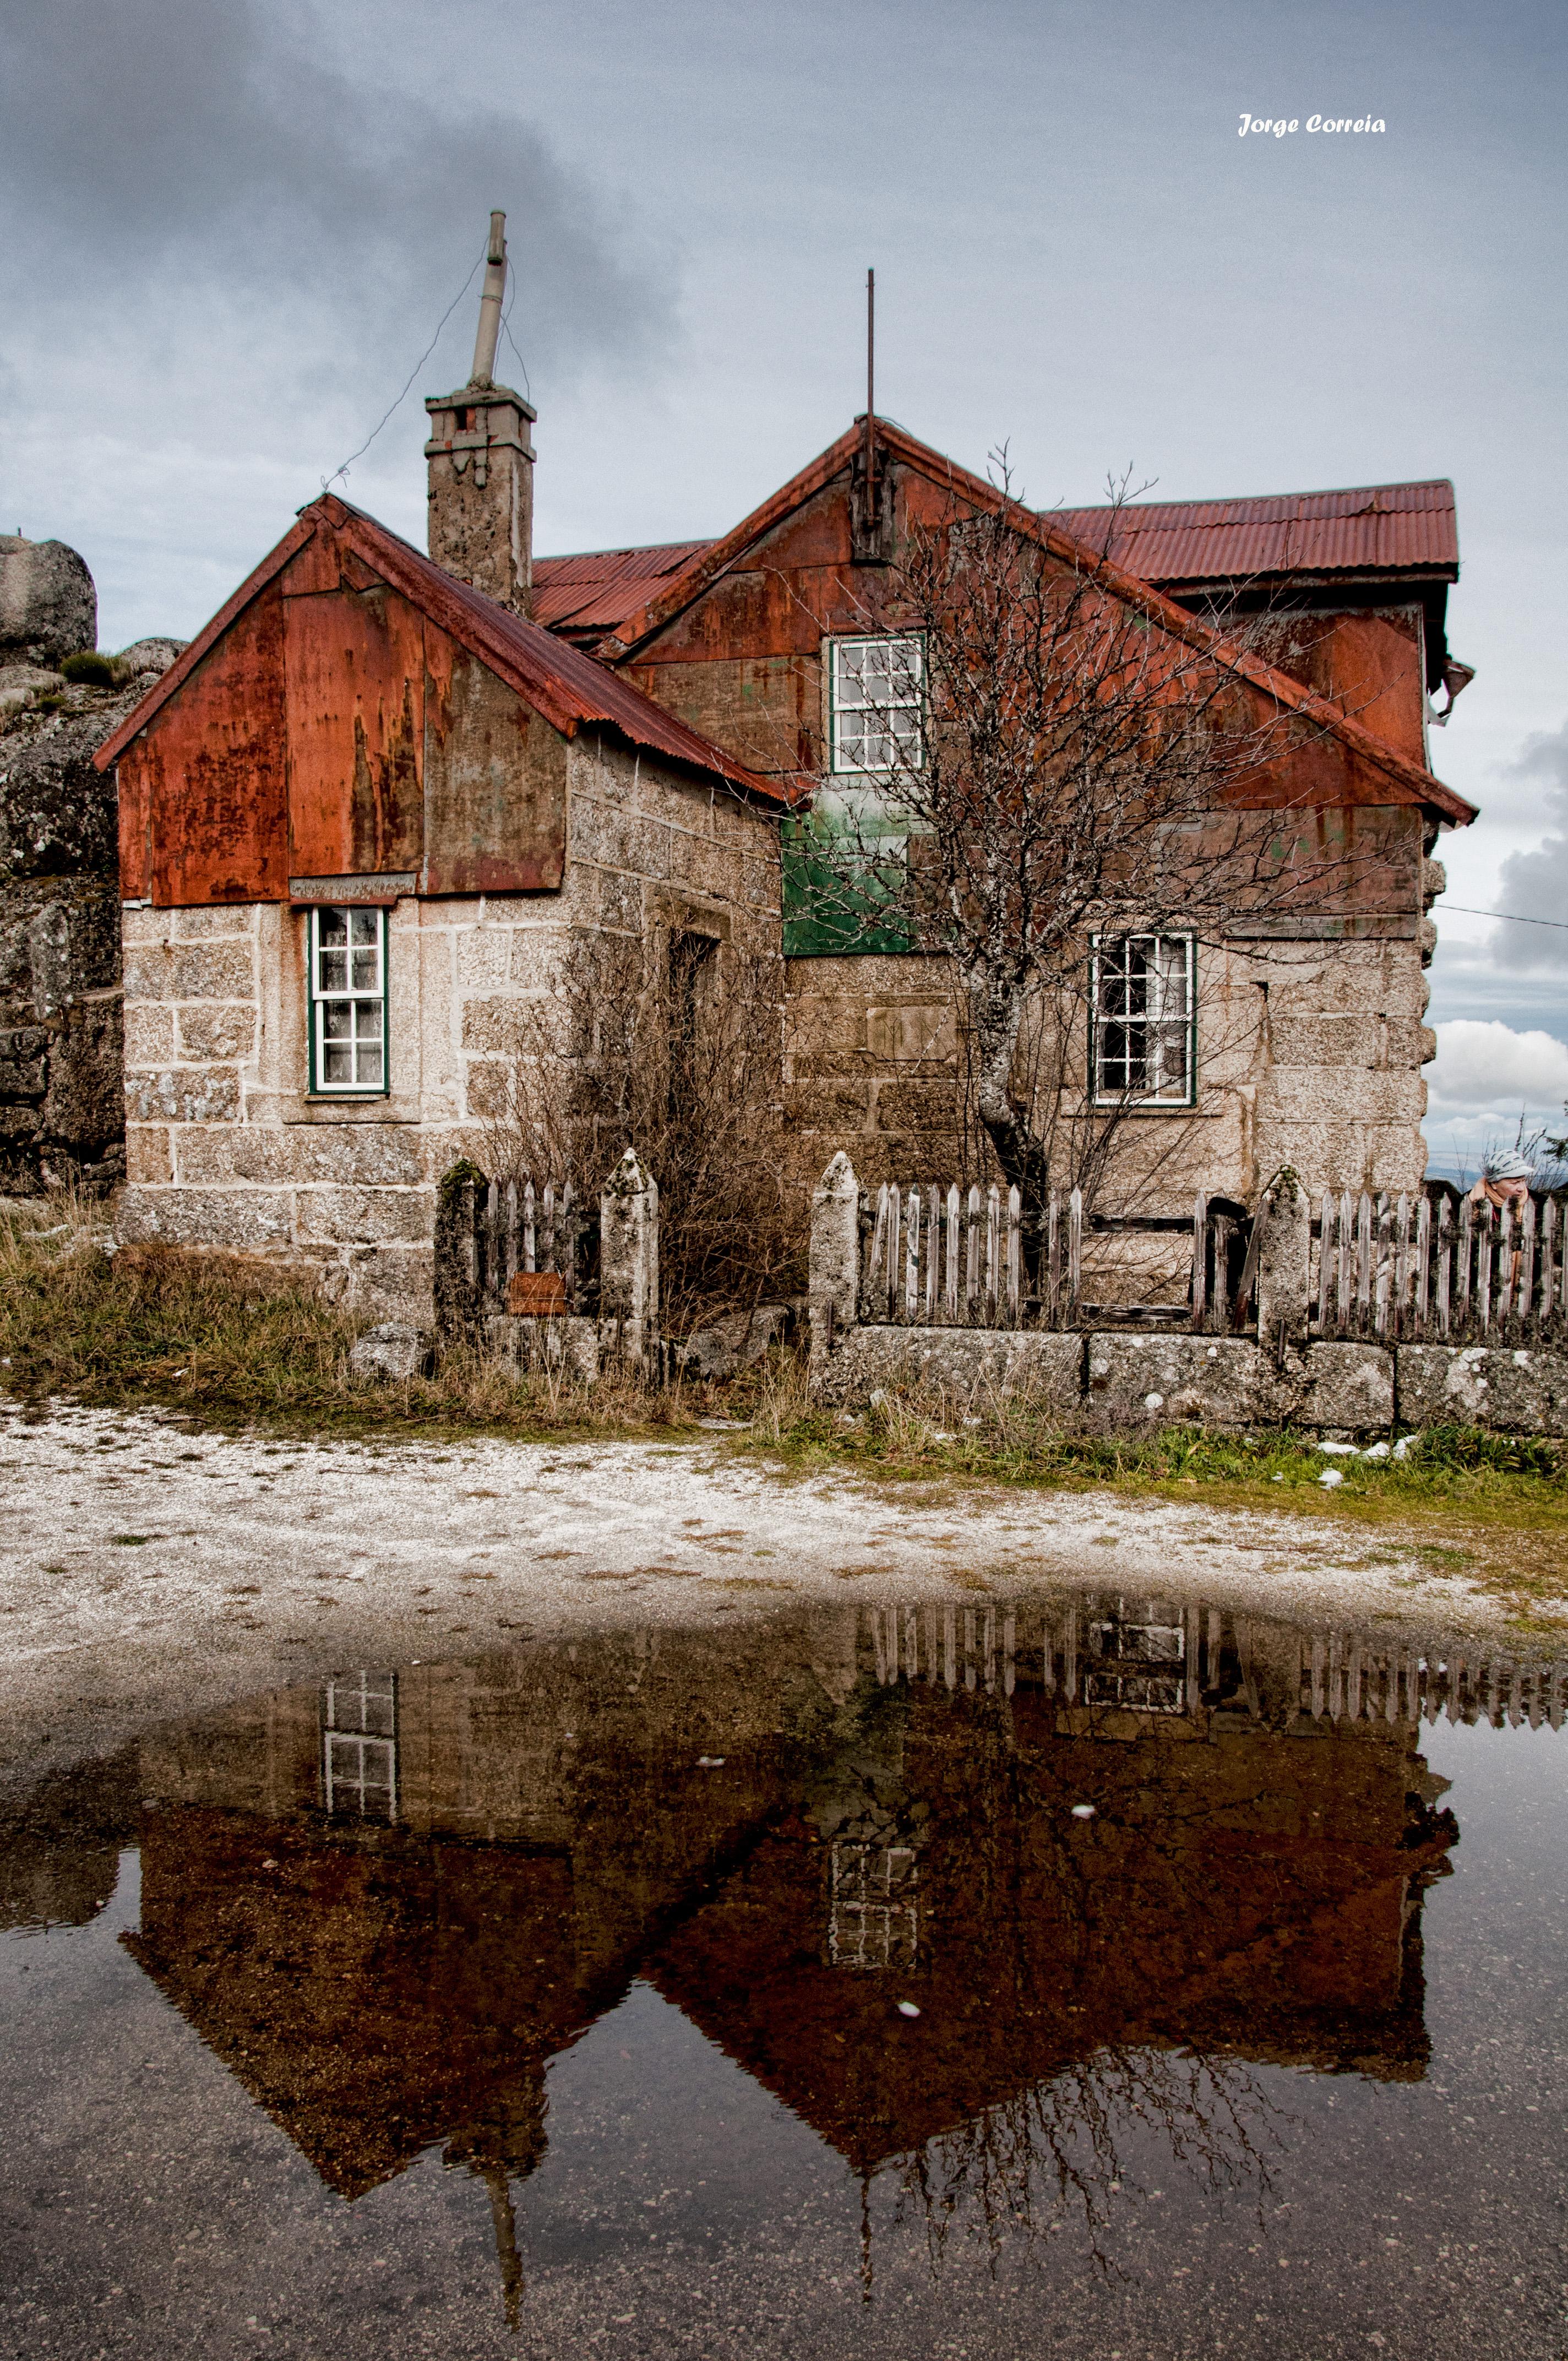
xmin=3 ymin=1593 xmax=1567 ymax=2358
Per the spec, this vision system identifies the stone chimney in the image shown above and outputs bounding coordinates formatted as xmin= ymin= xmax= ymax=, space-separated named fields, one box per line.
xmin=424 ymin=211 xmax=536 ymax=616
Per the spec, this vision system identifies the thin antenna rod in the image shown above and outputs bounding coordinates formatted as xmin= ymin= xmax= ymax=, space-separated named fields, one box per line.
xmin=865 ymin=267 xmax=875 ymax=500
xmin=470 ymin=210 xmax=508 ymax=388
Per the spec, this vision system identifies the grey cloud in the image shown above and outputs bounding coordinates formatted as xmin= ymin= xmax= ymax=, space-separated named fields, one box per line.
xmin=0 ymin=0 xmax=673 ymax=387
xmin=1492 ymin=721 xmax=1568 ymax=971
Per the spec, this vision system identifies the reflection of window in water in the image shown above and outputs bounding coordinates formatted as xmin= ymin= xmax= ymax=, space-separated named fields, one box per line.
xmin=321 ymin=1672 xmax=398 ymax=1820
xmin=1085 ymin=1603 xmax=1187 ymax=1713
xmin=829 ymin=1841 xmax=919 ymax=1971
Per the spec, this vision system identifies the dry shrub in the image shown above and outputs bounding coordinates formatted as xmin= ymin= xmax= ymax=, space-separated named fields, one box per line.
xmin=478 ymin=926 xmax=805 ymax=1335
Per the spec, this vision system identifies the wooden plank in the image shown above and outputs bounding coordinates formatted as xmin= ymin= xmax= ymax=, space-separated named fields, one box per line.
xmin=522 ymin=1179 xmax=536 ymax=1274
xmin=1047 ymin=1189 xmax=1062 ymax=1330
xmin=865 ymin=1184 xmax=888 ymax=1320
xmin=924 ymin=1185 xmax=940 ymax=1324
xmin=1540 ymin=1196 xmax=1558 ymax=1328
xmin=1233 ymin=1207 xmax=1264 ymax=1334
xmin=944 ymin=1185 xmax=960 ymax=1324
xmin=1191 ymin=1189 xmax=1209 ymax=1331
xmin=1435 ymin=1193 xmax=1452 ymax=1337
xmin=1520 ymin=1196 xmax=1538 ymax=1330
xmin=1005 ymin=1188 xmax=1021 ymax=1326
xmin=1068 ymin=1189 xmax=1084 ymax=1316
xmin=1456 ymin=1193 xmax=1473 ymax=1330
xmin=887 ymin=1187 xmax=902 ymax=1322
xmin=559 ymin=1181 xmax=576 ymax=1309
xmin=986 ymin=1185 xmax=1000 ymax=1323
xmin=1355 ymin=1192 xmax=1373 ymax=1332
xmin=1415 ymin=1192 xmax=1431 ymax=1336
xmin=1477 ymin=1201 xmax=1493 ymax=1334
xmin=1392 ymin=1194 xmax=1411 ymax=1336
xmin=905 ymin=1187 xmax=921 ymax=1323
xmin=1373 ymin=1195 xmax=1392 ymax=1338
xmin=1316 ymin=1193 xmax=1333 ymax=1337
xmin=965 ymin=1186 xmax=981 ymax=1326
xmin=1212 ymin=1213 xmax=1232 ymax=1332
xmin=503 ymin=1178 xmax=519 ymax=1295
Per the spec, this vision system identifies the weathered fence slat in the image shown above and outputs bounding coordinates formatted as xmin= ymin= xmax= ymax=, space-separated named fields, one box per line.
xmin=1316 ymin=1193 xmax=1333 ymax=1337
xmin=1006 ymin=1187 xmax=1022 ymax=1326
xmin=1415 ymin=1192 xmax=1432 ymax=1335
xmin=1047 ymin=1189 xmax=1063 ymax=1328
xmin=1191 ymin=1189 xmax=1210 ymax=1331
xmin=986 ymin=1186 xmax=1000 ymax=1323
xmin=1068 ymin=1189 xmax=1084 ymax=1317
xmin=1477 ymin=1202 xmax=1493 ymax=1332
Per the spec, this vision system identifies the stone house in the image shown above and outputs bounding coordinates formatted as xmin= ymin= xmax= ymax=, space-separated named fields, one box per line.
xmin=92 ymin=240 xmax=1476 ymax=1319
xmin=95 ymin=492 xmax=788 ymax=1319
xmin=539 ymin=440 xmax=1476 ymax=1203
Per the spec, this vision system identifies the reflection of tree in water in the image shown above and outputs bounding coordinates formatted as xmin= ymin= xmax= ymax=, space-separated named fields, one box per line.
xmin=884 ymin=2041 xmax=1286 ymax=2285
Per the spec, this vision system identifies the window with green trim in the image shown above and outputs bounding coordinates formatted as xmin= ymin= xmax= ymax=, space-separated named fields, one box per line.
xmin=309 ymin=906 xmax=388 ymax=1094
xmin=1092 ymin=933 xmax=1195 ymax=1108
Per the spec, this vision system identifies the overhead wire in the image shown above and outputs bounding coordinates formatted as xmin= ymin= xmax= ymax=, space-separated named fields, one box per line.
xmin=322 ymin=248 xmax=486 ymax=494
xmin=1440 ymin=905 xmax=1568 ymax=930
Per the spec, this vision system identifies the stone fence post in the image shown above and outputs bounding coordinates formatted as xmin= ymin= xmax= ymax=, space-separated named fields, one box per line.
xmin=1254 ymin=1165 xmax=1311 ymax=1358
xmin=809 ymin=1151 xmax=861 ymax=1367
xmin=433 ymin=1157 xmax=488 ymax=1343
xmin=600 ymin=1146 xmax=660 ymax=1378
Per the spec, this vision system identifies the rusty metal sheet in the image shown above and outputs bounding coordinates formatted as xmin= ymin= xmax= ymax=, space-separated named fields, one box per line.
xmin=422 ymin=643 xmax=566 ymax=896
xmin=281 ymin=565 xmax=426 ymax=880
xmin=531 ymin=538 xmax=713 ymax=633
xmin=1054 ymin=480 xmax=1458 ymax=585
xmin=144 ymin=578 xmax=290 ymax=906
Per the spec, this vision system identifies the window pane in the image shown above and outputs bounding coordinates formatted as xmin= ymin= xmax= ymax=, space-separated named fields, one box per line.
xmin=318 ymin=910 xmax=348 ymax=946
xmin=318 ymin=948 xmax=348 ymax=994
xmin=354 ymin=1002 xmax=383 ymax=1042
xmin=356 ymin=1041 xmax=384 ymax=1087
xmin=322 ymin=1002 xmax=350 ymax=1040
xmin=350 ymin=910 xmax=379 ymax=946
xmin=1096 ymin=934 xmax=1192 ymax=1104
xmin=350 ymin=946 xmax=379 ymax=991
xmin=323 ymin=1037 xmax=354 ymax=1083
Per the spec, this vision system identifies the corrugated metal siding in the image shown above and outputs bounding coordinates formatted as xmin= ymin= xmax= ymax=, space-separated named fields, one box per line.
xmin=532 ymin=539 xmax=714 ymax=632
xmin=1053 ymin=481 xmax=1457 ymax=584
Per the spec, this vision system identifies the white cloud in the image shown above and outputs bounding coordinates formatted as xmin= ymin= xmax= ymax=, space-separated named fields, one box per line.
xmin=1491 ymin=719 xmax=1568 ymax=970
xmin=1427 ymin=1019 xmax=1568 ymax=1119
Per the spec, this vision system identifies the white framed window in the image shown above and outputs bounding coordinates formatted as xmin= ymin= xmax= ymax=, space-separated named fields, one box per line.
xmin=308 ymin=906 xmax=388 ymax=1094
xmin=322 ymin=1672 xmax=398 ymax=1819
xmin=830 ymin=635 xmax=923 ymax=774
xmin=1092 ymin=933 xmax=1195 ymax=1108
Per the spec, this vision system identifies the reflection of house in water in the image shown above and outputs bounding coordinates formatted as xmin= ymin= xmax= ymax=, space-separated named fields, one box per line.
xmin=105 ymin=1603 xmax=1557 ymax=2302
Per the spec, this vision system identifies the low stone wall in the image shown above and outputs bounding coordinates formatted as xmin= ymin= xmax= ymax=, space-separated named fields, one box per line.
xmin=814 ymin=1323 xmax=1568 ymax=1437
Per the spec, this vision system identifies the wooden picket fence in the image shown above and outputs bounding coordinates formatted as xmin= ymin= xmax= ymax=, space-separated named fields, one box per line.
xmin=1314 ymin=1185 xmax=1568 ymax=1342
xmin=856 ymin=1177 xmax=1568 ymax=1343
xmin=437 ymin=1170 xmax=594 ymax=1322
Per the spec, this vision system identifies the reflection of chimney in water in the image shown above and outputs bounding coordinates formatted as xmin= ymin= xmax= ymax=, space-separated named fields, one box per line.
xmin=424 ymin=211 xmax=537 ymax=617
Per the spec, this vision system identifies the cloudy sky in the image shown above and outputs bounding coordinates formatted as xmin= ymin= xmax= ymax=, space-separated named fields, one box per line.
xmin=2 ymin=0 xmax=1563 ymax=1173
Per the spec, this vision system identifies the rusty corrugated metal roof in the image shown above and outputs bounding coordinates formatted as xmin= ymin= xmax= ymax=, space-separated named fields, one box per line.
xmin=1052 ymin=480 xmax=1458 ymax=586
xmin=532 ymin=539 xmax=715 ymax=633
xmin=94 ymin=501 xmax=797 ymax=804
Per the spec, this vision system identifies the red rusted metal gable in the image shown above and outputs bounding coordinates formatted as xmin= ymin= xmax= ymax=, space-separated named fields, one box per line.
xmin=98 ymin=498 xmax=794 ymax=911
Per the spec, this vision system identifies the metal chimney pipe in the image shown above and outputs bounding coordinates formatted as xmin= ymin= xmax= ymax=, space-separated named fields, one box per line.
xmin=469 ymin=211 xmax=508 ymax=388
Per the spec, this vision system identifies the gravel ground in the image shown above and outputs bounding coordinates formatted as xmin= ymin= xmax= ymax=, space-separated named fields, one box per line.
xmin=0 ymin=1396 xmax=1511 ymax=1796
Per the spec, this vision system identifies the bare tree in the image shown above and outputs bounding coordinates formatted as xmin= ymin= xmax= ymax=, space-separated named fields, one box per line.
xmin=475 ymin=924 xmax=803 ymax=1334
xmin=787 ymin=459 xmax=1354 ymax=1210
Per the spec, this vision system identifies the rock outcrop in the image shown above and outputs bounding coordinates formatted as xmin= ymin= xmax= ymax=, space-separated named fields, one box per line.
xmin=0 ymin=535 xmax=183 ymax=1192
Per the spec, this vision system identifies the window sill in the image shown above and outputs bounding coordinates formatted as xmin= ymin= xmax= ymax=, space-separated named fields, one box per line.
xmin=280 ymin=1094 xmax=417 ymax=1123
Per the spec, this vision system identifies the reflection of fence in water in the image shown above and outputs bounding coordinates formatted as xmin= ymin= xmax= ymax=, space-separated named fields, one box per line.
xmin=320 ymin=1672 xmax=399 ymax=1819
xmin=865 ymin=1603 xmax=1568 ymax=1731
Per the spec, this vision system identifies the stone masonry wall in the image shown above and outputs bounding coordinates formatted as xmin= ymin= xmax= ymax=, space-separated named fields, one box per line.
xmin=116 ymin=731 xmax=781 ymax=1320
xmin=784 ymin=925 xmax=1436 ymax=1214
